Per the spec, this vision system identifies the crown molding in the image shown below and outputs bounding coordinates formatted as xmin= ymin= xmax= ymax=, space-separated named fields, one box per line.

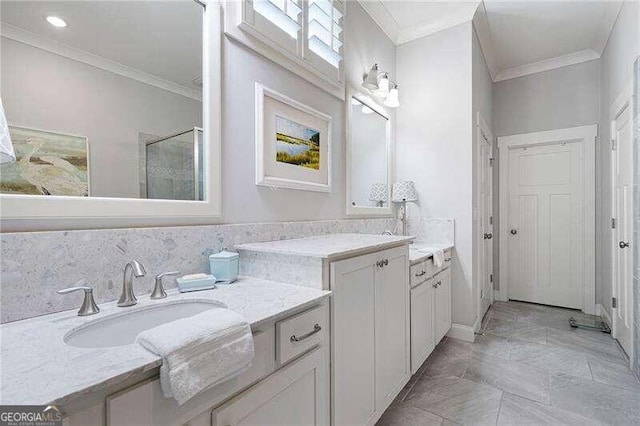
xmin=357 ymin=0 xmax=400 ymax=43
xmin=472 ymin=1 xmax=498 ymax=81
xmin=591 ymin=0 xmax=623 ymax=55
xmin=493 ymin=49 xmax=601 ymax=82
xmin=1 ymin=23 xmax=202 ymax=101
xmin=396 ymin=14 xmax=473 ymax=45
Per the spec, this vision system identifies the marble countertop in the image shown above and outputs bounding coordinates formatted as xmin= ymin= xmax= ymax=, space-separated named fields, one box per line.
xmin=0 ymin=277 xmax=330 ymax=406
xmin=235 ymin=233 xmax=415 ymax=259
xmin=409 ymin=243 xmax=455 ymax=265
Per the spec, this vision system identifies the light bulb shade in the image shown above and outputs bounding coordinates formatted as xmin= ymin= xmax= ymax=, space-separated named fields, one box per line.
xmin=384 ymin=88 xmax=400 ymax=108
xmin=392 ymin=181 xmax=418 ymax=202
xmin=374 ymin=76 xmax=389 ymax=98
xmin=362 ymin=64 xmax=379 ymax=90
xmin=368 ymin=183 xmax=388 ymax=203
xmin=0 ymin=98 xmax=15 ymax=164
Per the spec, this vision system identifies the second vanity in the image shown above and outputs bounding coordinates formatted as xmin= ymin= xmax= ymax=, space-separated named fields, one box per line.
xmin=236 ymin=233 xmax=451 ymax=426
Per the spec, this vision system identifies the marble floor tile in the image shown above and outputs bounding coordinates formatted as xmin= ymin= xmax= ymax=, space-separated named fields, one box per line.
xmin=464 ymin=352 xmax=550 ymax=404
xmin=405 ymin=375 xmax=502 ymax=426
xmin=587 ymin=355 xmax=640 ymax=391
xmin=378 ymin=301 xmax=640 ymax=425
xmin=497 ymin=392 xmax=604 ymax=425
xmin=485 ymin=317 xmax=547 ymax=344
xmin=549 ymin=373 xmax=640 ymax=424
xmin=420 ymin=339 xmax=472 ymax=378
xmin=547 ymin=327 xmax=626 ymax=361
xmin=377 ymin=400 xmax=447 ymax=426
xmin=509 ymin=340 xmax=593 ymax=380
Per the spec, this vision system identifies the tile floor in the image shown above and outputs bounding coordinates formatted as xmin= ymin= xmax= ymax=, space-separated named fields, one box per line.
xmin=378 ymin=301 xmax=640 ymax=425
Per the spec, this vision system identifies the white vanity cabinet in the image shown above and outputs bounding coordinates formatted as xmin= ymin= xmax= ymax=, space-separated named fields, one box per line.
xmin=331 ymin=245 xmax=410 ymax=426
xmin=409 ymin=250 xmax=453 ymax=372
xmin=434 ymin=267 xmax=452 ymax=343
xmin=410 ymin=277 xmax=435 ymax=374
xmin=101 ymin=302 xmax=329 ymax=426
xmin=212 ymin=347 xmax=327 ymax=426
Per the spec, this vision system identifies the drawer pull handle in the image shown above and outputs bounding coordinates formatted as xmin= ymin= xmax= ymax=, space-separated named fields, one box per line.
xmin=290 ymin=324 xmax=322 ymax=342
xmin=445 ymin=258 xmax=452 ymax=262
xmin=415 ymin=270 xmax=426 ymax=277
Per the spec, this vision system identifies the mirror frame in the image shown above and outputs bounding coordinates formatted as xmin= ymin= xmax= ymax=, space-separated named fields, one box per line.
xmin=0 ymin=0 xmax=222 ymax=230
xmin=346 ymin=86 xmax=393 ymax=217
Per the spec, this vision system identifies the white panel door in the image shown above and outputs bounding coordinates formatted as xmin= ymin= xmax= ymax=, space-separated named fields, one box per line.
xmin=507 ymin=141 xmax=583 ymax=308
xmin=374 ymin=249 xmax=410 ymax=412
xmin=330 ymin=253 xmax=376 ymax=426
xmin=612 ymin=98 xmax=633 ymax=356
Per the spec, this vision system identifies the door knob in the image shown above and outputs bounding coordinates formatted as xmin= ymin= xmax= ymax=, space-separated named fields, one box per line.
xmin=510 ymin=229 xmax=518 ymax=235
xmin=484 ymin=233 xmax=493 ymax=240
xmin=619 ymin=241 xmax=630 ymax=249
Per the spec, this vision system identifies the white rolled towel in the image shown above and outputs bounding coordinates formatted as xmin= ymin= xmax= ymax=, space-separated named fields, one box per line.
xmin=432 ymin=250 xmax=445 ymax=268
xmin=136 ymin=308 xmax=254 ymax=405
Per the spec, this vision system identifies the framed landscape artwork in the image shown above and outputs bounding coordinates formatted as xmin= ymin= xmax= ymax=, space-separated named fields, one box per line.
xmin=255 ymin=83 xmax=331 ymax=192
xmin=0 ymin=126 xmax=89 ymax=197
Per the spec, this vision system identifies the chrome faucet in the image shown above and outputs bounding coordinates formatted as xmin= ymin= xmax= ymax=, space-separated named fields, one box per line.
xmin=118 ymin=260 xmax=146 ymax=307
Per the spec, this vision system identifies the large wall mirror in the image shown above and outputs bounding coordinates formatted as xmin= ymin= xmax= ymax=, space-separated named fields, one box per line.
xmin=0 ymin=0 xmax=221 ymax=226
xmin=346 ymin=88 xmax=392 ymax=216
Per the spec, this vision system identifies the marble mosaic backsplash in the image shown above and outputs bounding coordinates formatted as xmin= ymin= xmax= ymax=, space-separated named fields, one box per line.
xmin=0 ymin=218 xmax=399 ymax=323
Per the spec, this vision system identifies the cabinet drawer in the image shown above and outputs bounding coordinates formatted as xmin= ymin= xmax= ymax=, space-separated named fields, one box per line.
xmin=410 ymin=261 xmax=429 ymax=287
xmin=276 ymin=304 xmax=327 ymax=366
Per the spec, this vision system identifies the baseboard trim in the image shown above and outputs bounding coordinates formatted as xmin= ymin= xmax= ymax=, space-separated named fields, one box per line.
xmin=447 ymin=323 xmax=475 ymax=342
xmin=493 ymin=290 xmax=508 ymax=302
xmin=596 ymin=303 xmax=612 ymax=327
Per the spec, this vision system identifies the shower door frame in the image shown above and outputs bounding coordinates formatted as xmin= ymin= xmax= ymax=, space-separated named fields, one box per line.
xmin=144 ymin=127 xmax=203 ymax=201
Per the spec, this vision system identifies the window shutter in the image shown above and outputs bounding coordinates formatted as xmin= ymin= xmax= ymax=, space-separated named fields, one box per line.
xmin=252 ymin=0 xmax=302 ymax=39
xmin=307 ymin=0 xmax=343 ymax=68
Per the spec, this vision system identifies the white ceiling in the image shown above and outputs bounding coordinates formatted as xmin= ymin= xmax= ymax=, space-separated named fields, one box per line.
xmin=0 ymin=1 xmax=203 ymax=90
xmin=358 ymin=0 xmax=623 ymax=81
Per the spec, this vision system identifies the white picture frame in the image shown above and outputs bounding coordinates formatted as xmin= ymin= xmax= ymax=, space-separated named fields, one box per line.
xmin=255 ymin=83 xmax=332 ymax=193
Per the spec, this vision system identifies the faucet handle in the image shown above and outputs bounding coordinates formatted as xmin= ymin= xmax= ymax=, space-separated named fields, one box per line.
xmin=57 ymin=282 xmax=100 ymax=316
xmin=151 ymin=271 xmax=180 ymax=299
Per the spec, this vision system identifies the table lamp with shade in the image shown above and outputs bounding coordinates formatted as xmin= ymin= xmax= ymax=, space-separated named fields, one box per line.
xmin=392 ymin=181 xmax=418 ymax=236
xmin=368 ymin=183 xmax=388 ymax=207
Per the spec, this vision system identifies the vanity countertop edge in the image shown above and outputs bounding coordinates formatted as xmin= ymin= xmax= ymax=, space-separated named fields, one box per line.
xmin=235 ymin=233 xmax=415 ymax=259
xmin=0 ymin=277 xmax=330 ymax=406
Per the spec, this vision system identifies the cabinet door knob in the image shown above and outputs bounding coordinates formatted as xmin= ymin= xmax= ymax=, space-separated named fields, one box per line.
xmin=619 ymin=241 xmax=630 ymax=249
xmin=484 ymin=233 xmax=493 ymax=240
xmin=510 ymin=229 xmax=518 ymax=235
xmin=384 ymin=259 xmax=389 ymax=266
xmin=433 ymin=282 xmax=438 ymax=288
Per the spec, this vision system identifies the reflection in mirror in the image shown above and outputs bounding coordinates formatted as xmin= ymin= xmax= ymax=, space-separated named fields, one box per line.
xmin=0 ymin=0 xmax=205 ymax=200
xmin=349 ymin=96 xmax=389 ymax=209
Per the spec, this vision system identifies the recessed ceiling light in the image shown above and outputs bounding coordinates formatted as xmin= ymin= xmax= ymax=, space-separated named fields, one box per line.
xmin=46 ymin=16 xmax=67 ymax=28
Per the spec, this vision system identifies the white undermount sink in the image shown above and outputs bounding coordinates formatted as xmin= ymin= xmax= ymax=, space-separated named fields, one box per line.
xmin=64 ymin=300 xmax=227 ymax=348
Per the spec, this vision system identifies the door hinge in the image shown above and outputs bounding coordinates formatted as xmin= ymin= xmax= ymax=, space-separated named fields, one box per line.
xmin=480 ymin=289 xmax=483 ymax=299
xmin=612 ymin=218 xmax=617 ymax=229
xmin=612 ymin=297 xmax=617 ymax=308
xmin=490 ymin=274 xmax=493 ymax=283
xmin=489 ymin=157 xmax=495 ymax=166
xmin=611 ymin=139 xmax=616 ymax=150
xmin=490 ymin=216 xmax=493 ymax=225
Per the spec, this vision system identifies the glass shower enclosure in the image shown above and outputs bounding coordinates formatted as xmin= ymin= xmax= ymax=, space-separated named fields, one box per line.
xmin=144 ymin=127 xmax=203 ymax=200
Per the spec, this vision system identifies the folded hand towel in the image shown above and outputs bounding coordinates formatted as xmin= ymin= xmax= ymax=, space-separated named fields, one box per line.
xmin=432 ymin=250 xmax=445 ymax=268
xmin=136 ymin=308 xmax=254 ymax=405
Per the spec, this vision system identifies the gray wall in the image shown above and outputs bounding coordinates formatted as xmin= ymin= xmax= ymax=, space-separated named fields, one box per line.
xmin=396 ymin=22 xmax=477 ymax=328
xmin=493 ymin=60 xmax=601 ymax=137
xmin=472 ymin=25 xmax=493 ymax=310
xmin=598 ymin=0 xmax=640 ymax=319
xmin=1 ymin=38 xmax=202 ymax=199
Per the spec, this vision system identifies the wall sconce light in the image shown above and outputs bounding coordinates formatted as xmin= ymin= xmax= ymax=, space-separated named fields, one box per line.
xmin=362 ymin=63 xmax=399 ymax=107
